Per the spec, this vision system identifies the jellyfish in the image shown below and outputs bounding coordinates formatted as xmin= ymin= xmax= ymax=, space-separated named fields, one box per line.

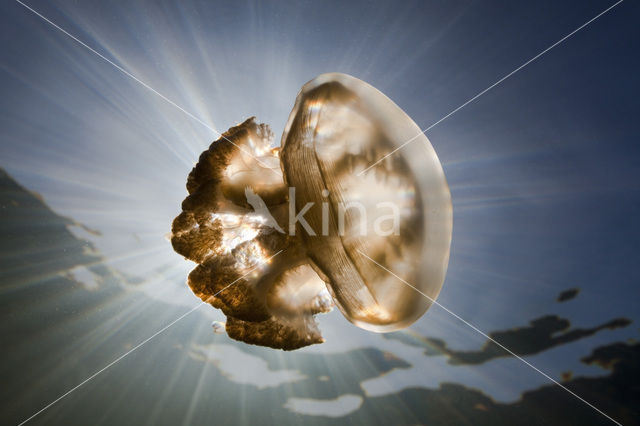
xmin=171 ymin=73 xmax=452 ymax=350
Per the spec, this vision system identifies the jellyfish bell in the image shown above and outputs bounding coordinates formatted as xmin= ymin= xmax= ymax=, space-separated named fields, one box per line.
xmin=281 ymin=73 xmax=452 ymax=332
xmin=171 ymin=73 xmax=452 ymax=350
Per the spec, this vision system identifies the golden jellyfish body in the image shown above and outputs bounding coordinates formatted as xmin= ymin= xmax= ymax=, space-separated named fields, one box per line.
xmin=171 ymin=73 xmax=452 ymax=350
